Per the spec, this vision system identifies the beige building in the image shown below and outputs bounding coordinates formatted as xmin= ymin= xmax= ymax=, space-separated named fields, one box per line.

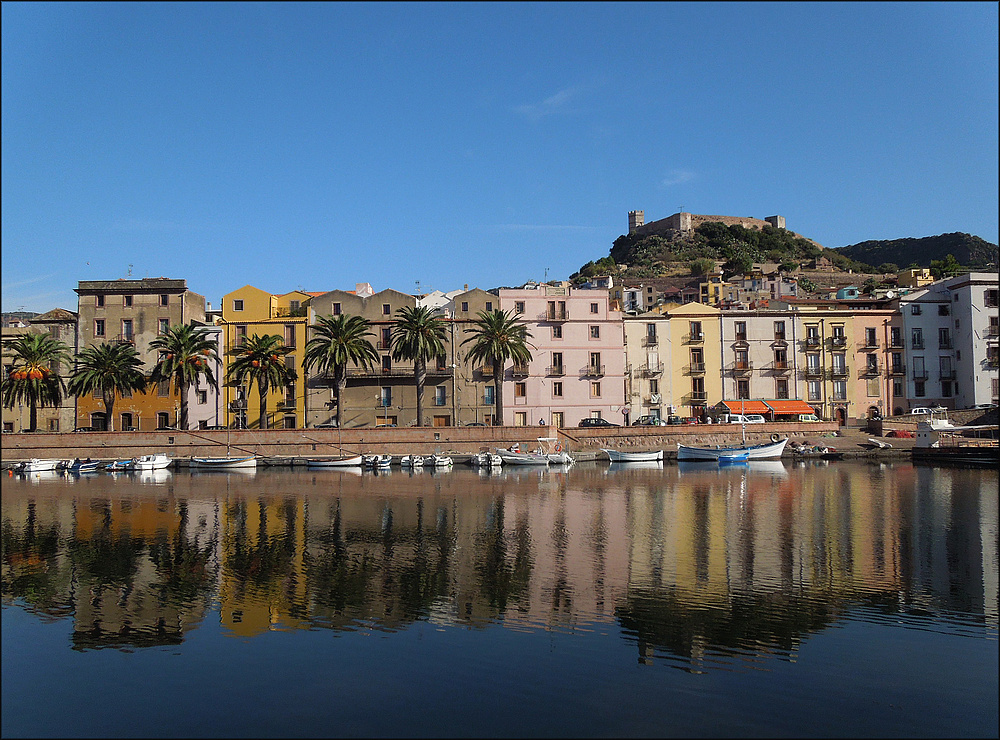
xmin=663 ymin=302 xmax=722 ymax=418
xmin=623 ymin=311 xmax=671 ymax=421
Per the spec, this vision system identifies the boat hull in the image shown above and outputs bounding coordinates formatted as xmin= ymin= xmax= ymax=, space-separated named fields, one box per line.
xmin=129 ymin=454 xmax=172 ymax=471
xmin=190 ymin=456 xmax=258 ymax=469
xmin=17 ymin=458 xmax=61 ymax=473
xmin=601 ymin=449 xmax=664 ymax=463
xmin=497 ymin=451 xmax=549 ymax=465
xmin=676 ymin=438 xmax=787 ymax=462
xmin=306 ymin=455 xmax=363 ymax=468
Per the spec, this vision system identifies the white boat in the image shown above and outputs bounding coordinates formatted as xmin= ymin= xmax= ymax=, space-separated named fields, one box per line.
xmin=400 ymin=454 xmax=425 ymax=467
xmin=306 ymin=455 xmax=363 ymax=468
xmin=190 ymin=455 xmax=258 ymax=469
xmin=601 ymin=449 xmax=664 ymax=463
xmin=105 ymin=459 xmax=133 ymax=472
xmin=496 ymin=446 xmax=550 ymax=465
xmin=546 ymin=451 xmax=575 ymax=465
xmin=15 ymin=458 xmax=61 ymax=474
xmin=676 ymin=438 xmax=787 ymax=462
xmin=67 ymin=459 xmax=101 ymax=474
xmin=470 ymin=451 xmax=503 ymax=467
xmin=363 ymin=454 xmax=392 ymax=468
xmin=128 ymin=453 xmax=172 ymax=471
xmin=429 ymin=454 xmax=453 ymax=467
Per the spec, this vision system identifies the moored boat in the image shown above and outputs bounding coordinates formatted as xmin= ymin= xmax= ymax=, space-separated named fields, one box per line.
xmin=306 ymin=455 xmax=363 ymax=468
xmin=400 ymin=454 xmax=425 ymax=467
xmin=15 ymin=458 xmax=61 ymax=474
xmin=128 ymin=453 xmax=172 ymax=471
xmin=601 ymin=449 xmax=664 ymax=463
xmin=497 ymin=447 xmax=549 ymax=465
xmin=429 ymin=454 xmax=453 ymax=467
xmin=676 ymin=437 xmax=787 ymax=462
xmin=189 ymin=455 xmax=258 ymax=470
xmin=67 ymin=459 xmax=101 ymax=474
xmin=470 ymin=451 xmax=503 ymax=467
xmin=363 ymin=454 xmax=392 ymax=468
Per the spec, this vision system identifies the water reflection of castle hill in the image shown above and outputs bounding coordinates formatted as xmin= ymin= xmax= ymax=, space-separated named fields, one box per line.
xmin=1 ymin=466 xmax=995 ymax=658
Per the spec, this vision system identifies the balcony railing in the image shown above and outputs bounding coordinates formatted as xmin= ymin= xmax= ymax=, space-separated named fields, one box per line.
xmin=773 ymin=334 xmax=787 ymax=344
xmin=686 ymin=363 xmax=706 ymax=374
xmin=733 ymin=333 xmax=748 ymax=344
xmin=831 ymin=335 xmax=847 ymax=347
xmin=768 ymin=362 xmax=791 ymax=374
xmin=890 ymin=364 xmax=906 ymax=376
xmin=427 ymin=366 xmax=454 ymax=376
xmin=938 ymin=341 xmax=953 ymax=350
xmin=686 ymin=332 xmax=705 ymax=344
xmin=546 ymin=365 xmax=565 ymax=376
xmin=642 ymin=335 xmax=658 ymax=347
xmin=540 ymin=309 xmax=569 ymax=321
xmin=911 ymin=370 xmax=929 ymax=380
xmin=511 ymin=364 xmax=529 ymax=378
xmin=640 ymin=362 xmax=664 ymax=376
xmin=348 ymin=366 xmax=412 ymax=377
xmin=688 ymin=391 xmax=708 ymax=401
xmin=912 ymin=340 xmax=925 ymax=349
xmin=112 ymin=334 xmax=134 ymax=345
xmin=434 ymin=397 xmax=447 ymax=406
xmin=939 ymin=369 xmax=956 ymax=380
xmin=582 ymin=364 xmax=606 ymax=377
xmin=806 ymin=336 xmax=821 ymax=347
xmin=862 ymin=339 xmax=880 ymax=349
xmin=804 ymin=366 xmax=824 ymax=378
xmin=830 ymin=366 xmax=850 ymax=378
xmin=860 ymin=365 xmax=881 ymax=377
xmin=730 ymin=361 xmax=753 ymax=375
xmin=377 ymin=340 xmax=392 ymax=350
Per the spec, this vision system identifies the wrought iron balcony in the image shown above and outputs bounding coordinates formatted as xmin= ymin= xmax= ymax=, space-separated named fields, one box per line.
xmin=938 ymin=341 xmax=953 ymax=350
xmin=730 ymin=361 xmax=753 ymax=375
xmin=772 ymin=334 xmax=787 ymax=344
xmin=831 ymin=335 xmax=847 ymax=347
xmin=830 ymin=366 xmax=850 ymax=378
xmin=804 ymin=366 xmax=824 ymax=378
xmin=511 ymin=364 xmax=529 ymax=378
xmin=911 ymin=370 xmax=929 ymax=380
xmin=546 ymin=365 xmax=566 ymax=376
xmin=860 ymin=365 xmax=881 ymax=377
xmin=686 ymin=332 xmax=705 ymax=344
xmin=478 ymin=365 xmax=494 ymax=378
xmin=640 ymin=362 xmax=664 ymax=377
xmin=862 ymin=339 xmax=880 ymax=349
xmin=348 ymin=366 xmax=412 ymax=377
xmin=768 ymin=362 xmax=791 ymax=375
xmin=939 ymin=369 xmax=956 ymax=380
xmin=581 ymin=364 xmax=606 ymax=377
xmin=112 ymin=334 xmax=134 ymax=345
xmin=688 ymin=391 xmax=708 ymax=401
xmin=685 ymin=363 xmax=706 ymax=374
xmin=889 ymin=364 xmax=906 ymax=376
xmin=540 ymin=309 xmax=569 ymax=321
xmin=642 ymin=335 xmax=658 ymax=347
xmin=805 ymin=336 xmax=821 ymax=347
xmin=376 ymin=340 xmax=392 ymax=350
xmin=911 ymin=340 xmax=925 ymax=349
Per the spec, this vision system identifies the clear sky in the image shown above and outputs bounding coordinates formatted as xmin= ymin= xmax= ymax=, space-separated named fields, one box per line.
xmin=3 ymin=2 xmax=997 ymax=314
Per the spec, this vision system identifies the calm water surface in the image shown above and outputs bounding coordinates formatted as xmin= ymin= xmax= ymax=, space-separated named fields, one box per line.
xmin=2 ymin=460 xmax=997 ymax=738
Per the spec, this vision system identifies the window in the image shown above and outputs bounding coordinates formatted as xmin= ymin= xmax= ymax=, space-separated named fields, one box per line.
xmin=773 ymin=321 xmax=785 ymax=339
xmin=289 ymin=300 xmax=300 ymax=311
xmin=990 ymin=316 xmax=999 ymax=337
xmin=96 ymin=295 xmax=105 ymax=307
xmin=865 ymin=327 xmax=877 ymax=346
xmin=514 ymin=412 xmax=527 ymax=427
xmin=197 ymin=390 xmax=208 ymax=405
xmin=590 ymin=352 xmax=601 ymax=372
xmin=938 ymin=328 xmax=951 ymax=349
xmin=773 ymin=348 xmax=787 ymax=367
xmin=382 ymin=356 xmax=392 ymax=372
xmin=236 ymin=324 xmax=247 ymax=344
xmin=157 ymin=412 xmax=170 ymax=428
xmin=485 ymin=301 xmax=492 ymax=312
xmin=160 ymin=294 xmax=169 ymax=307
xmin=590 ymin=381 xmax=601 ymax=397
xmin=121 ymin=319 xmax=133 ymax=340
xmin=737 ymin=380 xmax=750 ymax=399
xmin=380 ymin=387 xmax=391 ymax=406
xmin=808 ymin=380 xmax=822 ymax=401
xmin=914 ymin=380 xmax=926 ymax=398
xmin=48 ymin=419 xmax=59 ymax=432
xmin=382 ymin=304 xmax=391 ymax=315
xmin=552 ymin=325 xmax=562 ymax=339
xmin=776 ymin=379 xmax=789 ymax=399
xmin=589 ymin=325 xmax=600 ymax=339
xmin=891 ymin=352 xmax=903 ymax=373
xmin=436 ymin=354 xmax=447 ymax=372
xmin=435 ymin=386 xmax=446 ymax=406
xmin=832 ymin=381 xmax=847 ymax=401
xmin=285 ymin=355 xmax=295 ymax=370
xmin=649 ymin=379 xmax=659 ymax=394
xmin=735 ymin=349 xmax=749 ymax=368
xmin=514 ymin=301 xmax=525 ymax=314
xmin=690 ymin=321 xmax=703 ymax=339
xmin=120 ymin=413 xmax=133 ymax=431
xmin=284 ymin=324 xmax=296 ymax=348
xmin=941 ymin=381 xmax=952 ymax=398
xmin=832 ymin=353 xmax=846 ymax=374
xmin=461 ymin=302 xmax=469 ymax=312
xmin=380 ymin=327 xmax=391 ymax=349
xmin=552 ymin=382 xmax=563 ymax=397
xmin=890 ymin=327 xmax=902 ymax=347
xmin=735 ymin=321 xmax=747 ymax=340
xmin=986 ymin=289 xmax=999 ymax=307
xmin=233 ymin=299 xmax=244 ymax=312
xmin=551 ymin=412 xmax=564 ymax=429
xmin=893 ymin=379 xmax=903 ymax=397
xmin=283 ymin=416 xmax=296 ymax=429
xmin=123 ymin=295 xmax=133 ymax=307
xmin=646 ymin=323 xmax=657 ymax=341
xmin=484 ymin=386 xmax=495 ymax=405
xmin=515 ymin=382 xmax=526 ymax=398
xmin=911 ymin=304 xmax=921 ymax=315
xmin=94 ymin=319 xmax=105 ymax=337
xmin=332 ymin=302 xmax=342 ymax=315
xmin=911 ymin=328 xmax=923 ymax=349
xmin=159 ymin=318 xmax=169 ymax=335
xmin=551 ymin=352 xmax=563 ymax=373
xmin=590 ymin=302 xmax=599 ymax=314
xmin=938 ymin=304 xmax=950 ymax=316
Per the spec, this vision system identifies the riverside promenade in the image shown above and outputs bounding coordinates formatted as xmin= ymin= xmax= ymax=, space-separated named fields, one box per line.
xmin=0 ymin=420 xmax=920 ymax=468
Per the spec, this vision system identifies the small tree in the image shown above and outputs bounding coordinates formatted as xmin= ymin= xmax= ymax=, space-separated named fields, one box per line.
xmin=390 ymin=306 xmax=448 ymax=427
xmin=1 ymin=332 xmax=71 ymax=432
xmin=303 ymin=314 xmax=379 ymax=427
xmin=225 ymin=334 xmax=296 ymax=430
xmin=148 ymin=325 xmax=220 ymax=430
xmin=67 ymin=342 xmax=149 ymax=431
xmin=462 ymin=309 xmax=534 ymax=426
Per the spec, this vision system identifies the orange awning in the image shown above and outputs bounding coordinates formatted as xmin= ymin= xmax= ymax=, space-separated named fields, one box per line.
xmin=764 ymin=399 xmax=817 ymax=415
xmin=721 ymin=399 xmax=769 ymax=415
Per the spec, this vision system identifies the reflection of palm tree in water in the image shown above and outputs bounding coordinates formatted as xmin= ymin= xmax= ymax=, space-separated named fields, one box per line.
xmin=148 ymin=500 xmax=218 ymax=607
xmin=475 ymin=497 xmax=533 ymax=612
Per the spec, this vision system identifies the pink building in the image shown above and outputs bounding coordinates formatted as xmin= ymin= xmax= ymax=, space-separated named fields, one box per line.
xmin=499 ymin=287 xmax=626 ymax=428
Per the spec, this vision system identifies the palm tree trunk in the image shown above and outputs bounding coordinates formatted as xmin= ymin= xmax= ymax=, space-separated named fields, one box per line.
xmin=104 ymin=390 xmax=115 ymax=432
xmin=179 ymin=378 xmax=189 ymax=430
xmin=414 ymin=359 xmax=426 ymax=427
xmin=29 ymin=397 xmax=38 ymax=433
xmin=335 ymin=365 xmax=346 ymax=428
xmin=492 ymin=359 xmax=503 ymax=426
xmin=259 ymin=383 xmax=268 ymax=430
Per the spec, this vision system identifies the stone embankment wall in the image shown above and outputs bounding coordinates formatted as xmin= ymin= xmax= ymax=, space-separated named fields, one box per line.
xmin=0 ymin=422 xmax=841 ymax=464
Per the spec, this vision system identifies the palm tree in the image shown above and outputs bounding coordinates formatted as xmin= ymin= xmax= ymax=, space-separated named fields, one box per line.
xmin=148 ymin=324 xmax=221 ymax=430
xmin=225 ymin=334 xmax=297 ymax=429
xmin=67 ymin=342 xmax=149 ymax=432
xmin=461 ymin=309 xmax=533 ymax=426
xmin=303 ymin=314 xmax=379 ymax=427
xmin=390 ymin=306 xmax=448 ymax=427
xmin=1 ymin=332 xmax=71 ymax=432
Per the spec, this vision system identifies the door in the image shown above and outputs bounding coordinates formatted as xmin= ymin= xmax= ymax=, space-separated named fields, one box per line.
xmin=835 ymin=407 xmax=846 ymax=426
xmin=433 ymin=415 xmax=450 ymax=427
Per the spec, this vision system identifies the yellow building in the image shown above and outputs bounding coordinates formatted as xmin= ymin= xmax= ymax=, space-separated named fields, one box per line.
xmin=663 ymin=303 xmax=722 ymax=418
xmin=217 ymin=286 xmax=311 ymax=429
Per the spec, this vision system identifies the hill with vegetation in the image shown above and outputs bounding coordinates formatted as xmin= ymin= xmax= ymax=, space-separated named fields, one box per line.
xmin=570 ymin=222 xmax=997 ymax=285
xmin=831 ymin=232 xmax=997 ymax=271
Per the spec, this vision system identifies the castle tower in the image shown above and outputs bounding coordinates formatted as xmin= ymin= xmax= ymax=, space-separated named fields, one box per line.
xmin=765 ymin=215 xmax=786 ymax=229
xmin=628 ymin=210 xmax=644 ymax=234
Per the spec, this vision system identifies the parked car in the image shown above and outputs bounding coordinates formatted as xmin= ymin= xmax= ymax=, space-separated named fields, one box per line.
xmin=465 ymin=422 xmax=488 ymax=426
xmin=73 ymin=426 xmax=100 ymax=432
xmin=909 ymin=406 xmax=946 ymax=415
xmin=728 ymin=414 xmax=766 ymax=424
xmin=631 ymin=415 xmax=668 ymax=426
xmin=797 ymin=414 xmax=821 ymax=422
xmin=578 ymin=417 xmax=620 ymax=428
xmin=201 ymin=425 xmax=229 ymax=430
xmin=971 ymin=403 xmax=998 ymax=410
xmin=314 ymin=422 xmax=339 ymax=428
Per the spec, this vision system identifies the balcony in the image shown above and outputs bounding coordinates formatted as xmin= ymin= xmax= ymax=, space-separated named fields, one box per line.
xmin=546 ymin=365 xmax=566 ymax=376
xmin=376 ymin=340 xmax=392 ymax=350
xmin=642 ymin=335 xmax=658 ymax=347
xmin=912 ymin=340 xmax=925 ymax=350
xmin=540 ymin=309 xmax=569 ymax=321
xmin=273 ymin=307 xmax=308 ymax=318
xmin=939 ymin=369 xmax=956 ymax=380
xmin=889 ymin=364 xmax=906 ymax=376
xmin=112 ymin=334 xmax=134 ymax=345
xmin=511 ymin=364 xmax=529 ymax=378
xmin=804 ymin=366 xmax=824 ymax=378
xmin=686 ymin=332 xmax=705 ymax=344
xmin=911 ymin=370 xmax=929 ymax=380
xmin=685 ymin=363 xmax=706 ymax=374
xmin=477 ymin=365 xmax=494 ymax=378
xmin=426 ymin=366 xmax=454 ymax=376
xmin=640 ymin=362 xmax=664 ymax=377
xmin=862 ymin=339 xmax=880 ymax=349
xmin=831 ymin=335 xmax=847 ymax=347
xmin=890 ymin=338 xmax=904 ymax=348
xmin=772 ymin=335 xmax=787 ymax=345
xmin=768 ymin=362 xmax=791 ymax=375
xmin=860 ymin=364 xmax=881 ymax=377
xmin=733 ymin=333 xmax=748 ymax=345
xmin=805 ymin=336 xmax=821 ymax=348
xmin=730 ymin=361 xmax=753 ymax=375
xmin=688 ymin=391 xmax=708 ymax=402
xmin=938 ymin=341 xmax=953 ymax=350
xmin=582 ymin=364 xmax=606 ymax=377
xmin=830 ymin=366 xmax=850 ymax=378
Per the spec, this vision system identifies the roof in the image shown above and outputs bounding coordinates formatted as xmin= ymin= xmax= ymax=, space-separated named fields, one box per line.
xmin=719 ymin=400 xmax=769 ymax=414
xmin=764 ymin=399 xmax=816 ymax=415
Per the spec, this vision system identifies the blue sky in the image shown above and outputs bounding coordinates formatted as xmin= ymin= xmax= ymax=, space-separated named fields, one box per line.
xmin=3 ymin=2 xmax=997 ymax=314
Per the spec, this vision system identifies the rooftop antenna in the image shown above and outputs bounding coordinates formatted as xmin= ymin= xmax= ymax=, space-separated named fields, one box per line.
xmin=678 ymin=205 xmax=684 ymax=213
xmin=415 ymin=280 xmax=421 ymax=295
xmin=544 ymin=267 xmax=549 ymax=282
xmin=127 ymin=263 xmax=133 ymax=277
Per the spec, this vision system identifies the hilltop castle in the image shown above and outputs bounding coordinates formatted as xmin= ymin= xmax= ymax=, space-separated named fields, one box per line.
xmin=628 ymin=210 xmax=786 ymax=237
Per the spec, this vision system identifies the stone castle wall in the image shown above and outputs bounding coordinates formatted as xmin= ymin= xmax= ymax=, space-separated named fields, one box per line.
xmin=632 ymin=212 xmax=783 ymax=238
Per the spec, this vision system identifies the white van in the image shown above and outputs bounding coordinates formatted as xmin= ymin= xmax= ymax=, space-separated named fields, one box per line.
xmin=728 ymin=414 xmax=766 ymax=424
xmin=797 ymin=414 xmax=821 ymax=422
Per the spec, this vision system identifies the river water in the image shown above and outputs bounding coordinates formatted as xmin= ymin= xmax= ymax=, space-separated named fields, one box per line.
xmin=2 ymin=460 xmax=996 ymax=738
